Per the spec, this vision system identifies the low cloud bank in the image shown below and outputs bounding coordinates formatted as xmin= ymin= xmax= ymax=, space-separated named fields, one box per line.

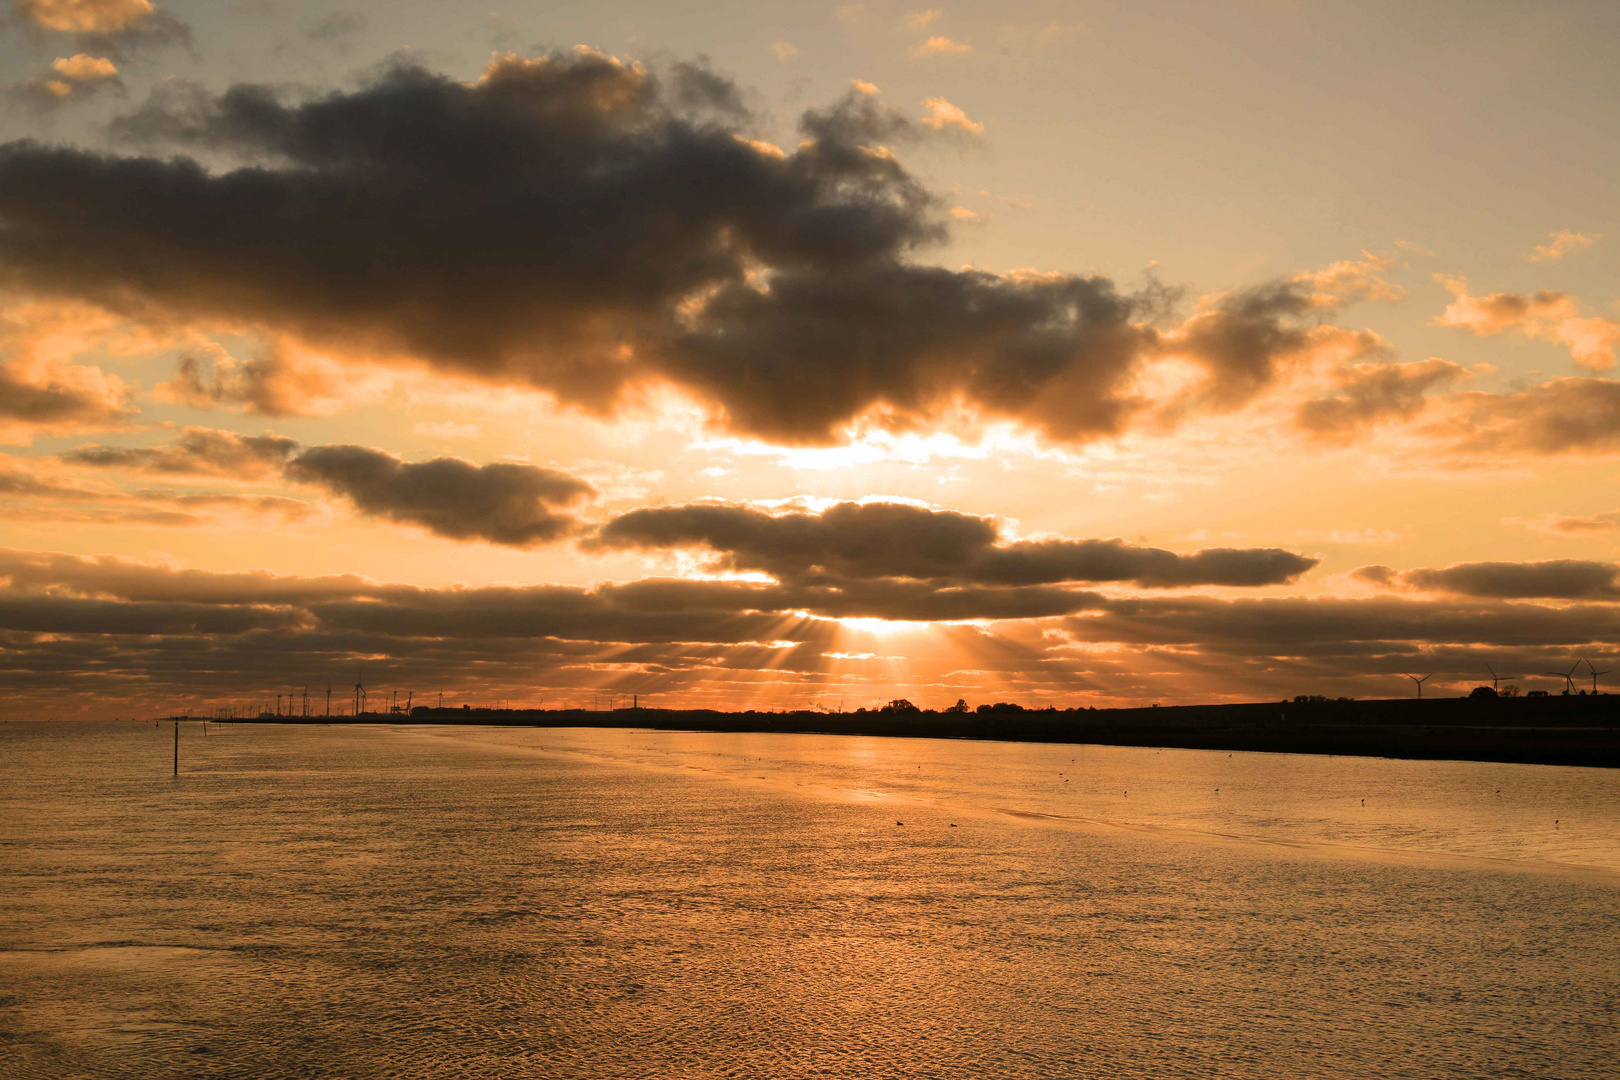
xmin=594 ymin=501 xmax=1318 ymax=588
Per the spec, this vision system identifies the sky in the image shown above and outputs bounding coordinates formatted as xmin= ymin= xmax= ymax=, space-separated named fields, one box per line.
xmin=1 ymin=0 xmax=1618 ymax=718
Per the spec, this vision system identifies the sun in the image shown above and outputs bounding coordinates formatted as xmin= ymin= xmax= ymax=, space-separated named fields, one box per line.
xmin=835 ymin=616 xmax=917 ymax=638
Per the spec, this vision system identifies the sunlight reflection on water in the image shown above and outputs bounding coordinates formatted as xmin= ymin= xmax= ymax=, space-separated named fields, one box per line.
xmin=1 ymin=721 xmax=1616 ymax=1079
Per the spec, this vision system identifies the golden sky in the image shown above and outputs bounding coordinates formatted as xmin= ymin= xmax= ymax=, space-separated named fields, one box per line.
xmin=1 ymin=1 xmax=1618 ymax=717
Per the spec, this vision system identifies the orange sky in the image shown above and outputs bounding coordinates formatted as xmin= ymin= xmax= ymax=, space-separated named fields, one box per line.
xmin=1 ymin=2 xmax=1618 ymax=717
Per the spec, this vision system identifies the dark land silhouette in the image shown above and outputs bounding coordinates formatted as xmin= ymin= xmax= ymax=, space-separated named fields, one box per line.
xmin=216 ymin=694 xmax=1620 ymax=768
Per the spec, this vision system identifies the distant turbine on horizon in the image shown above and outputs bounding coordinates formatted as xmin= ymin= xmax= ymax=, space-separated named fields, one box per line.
xmin=1581 ymin=657 xmax=1610 ymax=695
xmin=1543 ymin=662 xmax=1581 ymax=694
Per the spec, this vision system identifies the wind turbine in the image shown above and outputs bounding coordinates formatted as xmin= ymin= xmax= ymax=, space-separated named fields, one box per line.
xmin=1484 ymin=663 xmax=1516 ymax=691
xmin=1582 ymin=657 xmax=1611 ymax=695
xmin=1542 ymin=662 xmax=1580 ymax=694
xmin=353 ymin=669 xmax=367 ymax=716
xmin=1405 ymin=673 xmax=1432 ymax=700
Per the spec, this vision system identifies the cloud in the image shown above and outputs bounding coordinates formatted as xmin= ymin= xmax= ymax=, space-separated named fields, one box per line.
xmin=1063 ymin=594 xmax=1620 ymax=650
xmin=1527 ymin=229 xmax=1598 ymax=263
xmin=0 ymin=466 xmax=90 ymax=499
xmin=919 ymin=95 xmax=982 ymax=134
xmin=307 ymin=11 xmax=365 ymax=43
xmin=591 ymin=500 xmax=1318 ymax=588
xmin=1149 ymin=283 xmax=1384 ymax=421
xmin=47 ymin=53 xmax=116 ymax=82
xmin=0 ymin=594 xmax=300 ymax=635
xmin=1507 ymin=510 xmax=1620 ymax=535
xmin=56 ymin=426 xmax=600 ymax=544
xmin=156 ymin=341 xmax=361 ymax=417
xmin=1296 ymin=357 xmax=1466 ymax=440
xmin=768 ymin=41 xmax=798 ymax=61
xmin=903 ymin=10 xmax=940 ymax=30
xmin=284 ymin=444 xmax=594 ymax=546
xmin=11 ymin=0 xmax=188 ymax=56
xmin=0 ymin=298 xmax=133 ymax=441
xmin=1434 ymin=376 xmax=1620 ymax=456
xmin=1293 ymin=251 xmax=1404 ymax=306
xmin=0 ymin=479 xmax=314 ymax=527
xmin=0 ymin=51 xmax=1371 ymax=446
xmin=14 ymin=0 xmax=148 ymax=32
xmin=1354 ymin=560 xmax=1620 ymax=600
xmin=0 ymin=361 xmax=128 ymax=434
xmin=64 ymin=426 xmax=298 ymax=477
xmin=1435 ymin=274 xmax=1619 ymax=371
xmin=14 ymin=53 xmax=121 ymax=106
xmin=910 ymin=35 xmax=971 ymax=56
xmin=0 ymin=547 xmax=375 ymax=604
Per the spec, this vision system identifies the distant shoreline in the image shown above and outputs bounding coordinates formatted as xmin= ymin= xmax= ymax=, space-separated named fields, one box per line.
xmin=209 ymin=696 xmax=1620 ymax=768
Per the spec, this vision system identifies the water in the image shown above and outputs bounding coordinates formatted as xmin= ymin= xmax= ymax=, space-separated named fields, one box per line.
xmin=1 ymin=721 xmax=1616 ymax=1079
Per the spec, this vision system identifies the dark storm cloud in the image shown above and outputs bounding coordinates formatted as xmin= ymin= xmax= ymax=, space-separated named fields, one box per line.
xmin=284 ymin=445 xmax=595 ymax=546
xmin=65 ymin=426 xmax=298 ymax=476
xmin=0 ymin=51 xmax=1343 ymax=443
xmin=1354 ymin=560 xmax=1620 ymax=600
xmin=592 ymin=501 xmax=1319 ymax=587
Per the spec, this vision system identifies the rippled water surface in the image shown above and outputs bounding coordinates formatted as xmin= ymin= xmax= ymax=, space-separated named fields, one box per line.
xmin=2 ymin=721 xmax=1617 ymax=1079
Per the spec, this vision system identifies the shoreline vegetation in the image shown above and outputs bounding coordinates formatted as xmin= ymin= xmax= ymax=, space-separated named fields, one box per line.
xmin=211 ymin=696 xmax=1620 ymax=768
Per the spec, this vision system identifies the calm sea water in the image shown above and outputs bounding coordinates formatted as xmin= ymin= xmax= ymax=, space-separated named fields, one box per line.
xmin=1 ymin=721 xmax=1616 ymax=1079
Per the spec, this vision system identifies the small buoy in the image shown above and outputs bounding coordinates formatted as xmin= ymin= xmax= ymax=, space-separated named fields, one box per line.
xmin=896 ymin=820 xmax=904 ymax=826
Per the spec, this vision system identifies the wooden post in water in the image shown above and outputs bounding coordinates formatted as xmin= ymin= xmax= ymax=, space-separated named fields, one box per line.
xmin=173 ymin=720 xmax=179 ymax=775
